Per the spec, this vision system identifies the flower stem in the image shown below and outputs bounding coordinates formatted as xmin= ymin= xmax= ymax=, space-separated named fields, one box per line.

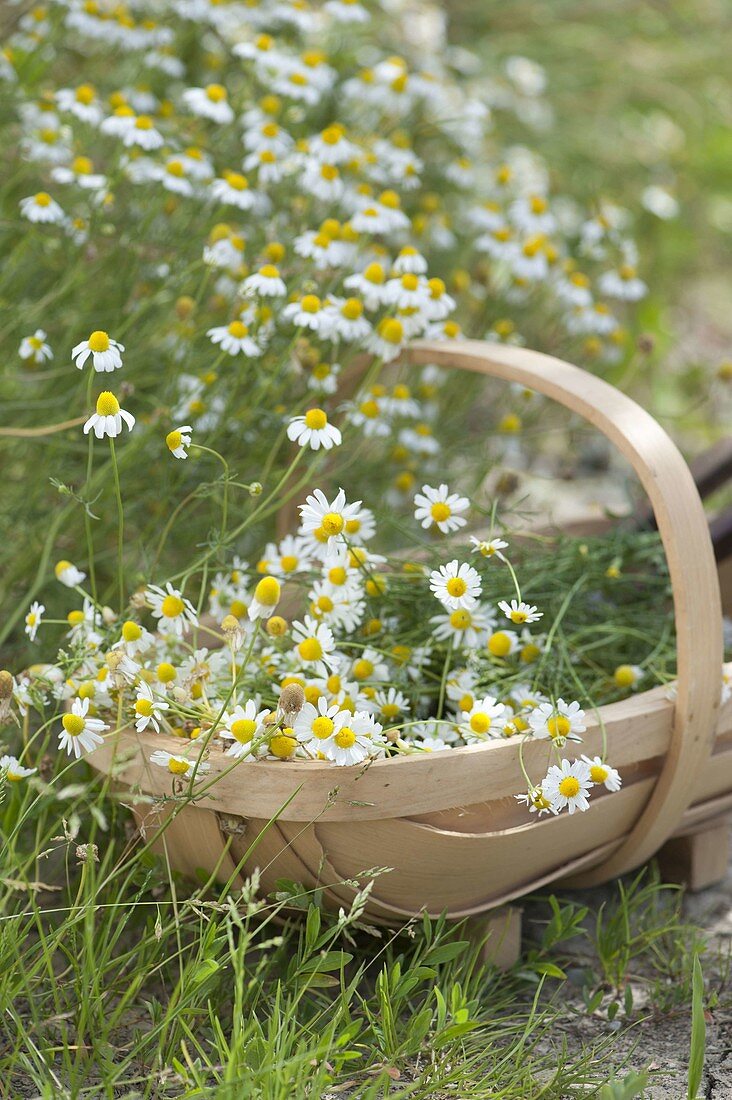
xmin=109 ymin=438 xmax=125 ymax=613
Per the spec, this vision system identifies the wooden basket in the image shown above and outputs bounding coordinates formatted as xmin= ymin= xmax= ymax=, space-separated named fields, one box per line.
xmin=92 ymin=340 xmax=731 ymax=937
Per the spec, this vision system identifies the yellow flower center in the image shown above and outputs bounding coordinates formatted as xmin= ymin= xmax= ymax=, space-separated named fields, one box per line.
xmin=259 ymin=264 xmax=279 ymax=278
xmin=312 ymin=716 xmax=334 ymax=740
xmin=446 ymin=577 xmax=467 ymax=597
xmin=558 ymin=776 xmax=580 ymax=798
xmin=72 ymin=155 xmax=93 ymax=175
xmin=75 ymin=84 xmax=95 ymax=104
xmin=547 ymin=715 xmax=571 ymax=740
xmin=67 ymin=609 xmax=85 ymax=626
xmin=359 ymin=399 xmax=380 ymax=418
xmin=470 ymin=713 xmax=491 ymax=734
xmin=352 ymin=658 xmax=374 ymax=681
xmin=449 ymin=610 xmax=472 ymax=631
xmin=321 ymin=512 xmax=344 ymax=537
xmin=135 ymin=115 xmax=153 ymax=130
xmin=590 ymin=764 xmax=608 ymax=784
xmin=54 ymin=559 xmax=72 ymax=578
xmin=88 ymin=330 xmax=111 ymax=353
xmin=380 ymin=318 xmax=403 ymax=344
xmin=157 ymin=662 xmax=176 ymax=683
xmin=161 ymin=594 xmax=185 ymax=618
xmin=300 ymin=294 xmax=321 ymax=313
xmin=231 ymin=718 xmax=257 ymax=743
xmin=298 ymin=637 xmax=323 ymax=662
xmin=521 ymin=643 xmax=541 ymax=664
xmin=328 ymin=566 xmax=347 ymax=585
xmin=95 ymin=391 xmax=120 ymax=416
xmin=401 ymin=273 xmax=419 ymax=291
xmin=168 ymin=757 xmax=189 ymax=775
xmin=227 ymin=320 xmax=248 ymax=338
xmin=206 ymin=83 xmax=227 ymax=102
xmin=381 ymin=703 xmax=400 ymax=719
xmin=280 ymin=555 xmax=298 ymax=573
xmin=35 ymin=191 xmax=52 ymax=206
xmin=224 ymin=171 xmax=248 ymax=190
xmin=430 ymin=502 xmax=451 ymax=523
xmin=488 ymin=632 xmax=511 ymax=657
xmin=62 ymin=713 xmax=85 ymax=736
xmin=334 ymin=726 xmax=356 ymax=749
xmin=364 ymin=262 xmax=385 ymax=284
xmin=341 ymin=298 xmax=363 ymax=320
xmin=509 ymin=609 xmax=528 ymax=624
xmin=254 ymin=576 xmax=281 ymax=606
xmin=614 ymin=665 xmax=636 ymax=688
xmin=135 ymin=698 xmax=153 ymax=717
xmin=166 ymin=430 xmax=183 ymax=452
xmin=269 ymin=731 xmax=297 ymax=759
xmin=122 ymin=620 xmax=142 ymax=641
xmin=304 ymin=408 xmax=328 ymax=431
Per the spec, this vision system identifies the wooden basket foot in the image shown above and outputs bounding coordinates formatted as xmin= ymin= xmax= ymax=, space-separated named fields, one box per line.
xmin=466 ymin=906 xmax=522 ymax=970
xmin=658 ymin=819 xmax=730 ymax=892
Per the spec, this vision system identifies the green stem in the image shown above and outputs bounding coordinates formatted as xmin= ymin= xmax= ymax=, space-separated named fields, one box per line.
xmin=109 ymin=438 xmax=125 ymax=613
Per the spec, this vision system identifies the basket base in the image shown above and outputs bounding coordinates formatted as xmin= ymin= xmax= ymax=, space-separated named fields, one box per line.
xmin=658 ymin=818 xmax=731 ymax=892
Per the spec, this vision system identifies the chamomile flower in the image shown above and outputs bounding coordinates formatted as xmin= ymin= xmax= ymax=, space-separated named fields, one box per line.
xmin=498 ymin=599 xmax=543 ymax=625
xmin=24 ymin=601 xmax=44 ymax=641
xmin=210 ymin=171 xmax=259 ymax=210
xmin=470 ymin=536 xmax=509 ymax=561
xmin=134 ymin=681 xmax=169 ymax=733
xmin=287 ymin=408 xmax=342 ymax=450
xmin=241 ymin=264 xmax=287 ymax=298
xmin=542 ymin=759 xmax=592 ymax=815
xmin=414 ymin=484 xmax=469 ymax=534
xmin=294 ymin=697 xmax=344 ymax=751
xmin=598 ymin=264 xmax=647 ymax=301
xmin=248 ymin=575 xmax=282 ymax=621
xmin=613 ymin=664 xmax=644 ymax=690
xmin=292 ymin=616 xmax=338 ymax=674
xmin=282 ymin=294 xmax=328 ymax=331
xmin=83 ymin=392 xmax=135 ymax=439
xmin=430 ymin=605 xmax=490 ymax=649
xmin=54 ymin=560 xmax=86 ymax=587
xmin=19 ymin=329 xmax=53 ymax=363
xmin=150 ymin=750 xmax=211 ymax=778
xmin=372 ymin=686 xmax=410 ymax=723
xmin=55 ymin=84 xmax=102 ymax=124
xmin=207 ymin=320 xmax=261 ymax=356
xmin=324 ymin=710 xmax=384 ymax=766
xmin=529 ymin=699 xmax=586 ymax=745
xmin=0 ymin=755 xmax=37 ymax=781
xmin=72 ymin=330 xmax=124 ymax=372
xmin=429 ymin=560 xmax=482 ymax=610
xmin=146 ymin=583 xmax=198 ymax=636
xmin=20 ymin=191 xmax=65 ymax=224
xmin=123 ymin=115 xmax=164 ymax=150
xmin=581 ymin=755 xmax=622 ymax=792
xmin=59 ymin=697 xmax=108 ymax=758
xmin=460 ymin=695 xmax=506 ymax=742
xmin=182 ymin=83 xmax=234 ymax=124
xmin=299 ymin=488 xmax=362 ymax=549
xmin=114 ymin=619 xmax=155 ymax=657
xmin=220 ymin=701 xmax=268 ymax=758
xmin=514 ymin=787 xmax=556 ymax=816
xmin=166 ymin=425 xmax=192 ymax=459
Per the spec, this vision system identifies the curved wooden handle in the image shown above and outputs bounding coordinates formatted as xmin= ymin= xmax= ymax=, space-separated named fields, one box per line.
xmin=404 ymin=338 xmax=723 ymax=883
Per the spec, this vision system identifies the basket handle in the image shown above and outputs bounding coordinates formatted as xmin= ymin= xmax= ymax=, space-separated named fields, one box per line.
xmin=404 ymin=338 xmax=723 ymax=883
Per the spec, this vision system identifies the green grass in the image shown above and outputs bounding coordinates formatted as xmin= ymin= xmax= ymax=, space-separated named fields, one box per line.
xmin=0 ymin=757 xmax=725 ymax=1097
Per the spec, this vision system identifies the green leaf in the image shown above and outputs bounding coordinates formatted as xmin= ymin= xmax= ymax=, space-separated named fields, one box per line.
xmin=688 ymin=953 xmax=706 ymax=1100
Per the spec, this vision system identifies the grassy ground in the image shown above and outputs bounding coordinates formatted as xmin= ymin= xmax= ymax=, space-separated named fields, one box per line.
xmin=1 ymin=749 xmax=724 ymax=1098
